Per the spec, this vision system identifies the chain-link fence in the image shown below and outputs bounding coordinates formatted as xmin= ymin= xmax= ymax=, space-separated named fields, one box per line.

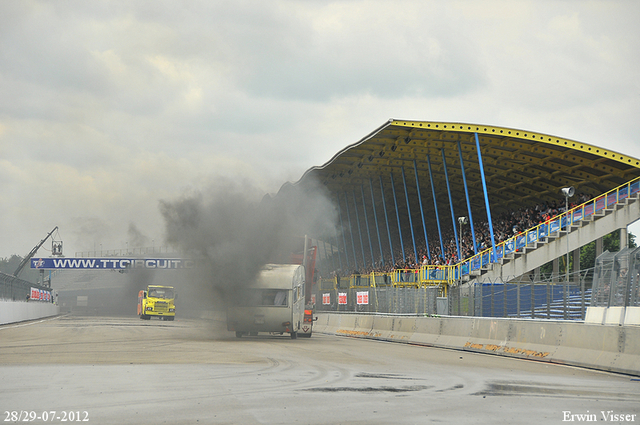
xmin=591 ymin=246 xmax=640 ymax=308
xmin=314 ymin=269 xmax=594 ymax=320
xmin=450 ymin=268 xmax=593 ymax=320
xmin=448 ymin=281 xmax=590 ymax=320
xmin=314 ymin=286 xmax=441 ymax=315
xmin=0 ymin=271 xmax=45 ymax=301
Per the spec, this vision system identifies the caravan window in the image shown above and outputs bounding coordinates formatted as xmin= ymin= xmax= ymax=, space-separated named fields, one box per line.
xmin=236 ymin=289 xmax=288 ymax=307
xmin=293 ymin=286 xmax=300 ymax=303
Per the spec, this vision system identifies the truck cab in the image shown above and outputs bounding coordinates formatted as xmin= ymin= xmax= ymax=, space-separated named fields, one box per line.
xmin=138 ymin=285 xmax=176 ymax=321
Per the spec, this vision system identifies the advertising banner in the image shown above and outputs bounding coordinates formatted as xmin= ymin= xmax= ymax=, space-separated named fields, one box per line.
xmin=31 ymin=258 xmax=195 ymax=270
xmin=573 ymin=207 xmax=583 ymax=222
xmin=538 ymin=223 xmax=548 ymax=239
xmin=356 ymin=291 xmax=369 ymax=305
xmin=619 ymin=187 xmax=629 ymax=201
xmin=338 ymin=292 xmax=347 ymax=305
xmin=427 ymin=269 xmax=446 ymax=280
xmin=504 ymin=239 xmax=515 ymax=255
xmin=30 ymin=287 xmax=51 ymax=302
xmin=322 ymin=293 xmax=331 ymax=305
xmin=471 ymin=256 xmax=481 ymax=271
xmin=584 ymin=203 xmax=594 ymax=217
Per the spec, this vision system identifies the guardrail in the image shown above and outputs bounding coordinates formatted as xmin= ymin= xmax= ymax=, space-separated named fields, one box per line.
xmin=453 ymin=176 xmax=640 ymax=280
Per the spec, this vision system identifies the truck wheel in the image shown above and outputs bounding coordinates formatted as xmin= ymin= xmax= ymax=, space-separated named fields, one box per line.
xmin=300 ymin=333 xmax=312 ymax=338
xmin=140 ymin=314 xmax=150 ymax=320
xmin=290 ymin=332 xmax=297 ymax=339
xmin=236 ymin=331 xmax=244 ymax=338
xmin=168 ymin=317 xmax=175 ymax=321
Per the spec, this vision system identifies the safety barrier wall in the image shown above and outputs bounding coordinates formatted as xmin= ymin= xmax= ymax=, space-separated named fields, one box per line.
xmin=0 ymin=300 xmax=60 ymax=325
xmin=315 ymin=312 xmax=640 ymax=376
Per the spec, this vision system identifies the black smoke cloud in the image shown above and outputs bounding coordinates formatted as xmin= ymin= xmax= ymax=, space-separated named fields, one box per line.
xmin=159 ymin=177 xmax=336 ymax=314
xmin=127 ymin=223 xmax=150 ymax=248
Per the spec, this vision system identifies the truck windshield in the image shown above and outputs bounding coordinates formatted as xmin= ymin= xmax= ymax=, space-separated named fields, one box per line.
xmin=149 ymin=289 xmax=174 ymax=299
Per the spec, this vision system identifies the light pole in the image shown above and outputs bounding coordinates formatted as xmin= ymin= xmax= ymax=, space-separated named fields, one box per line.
xmin=561 ymin=186 xmax=575 ymax=319
xmin=458 ymin=216 xmax=468 ymax=261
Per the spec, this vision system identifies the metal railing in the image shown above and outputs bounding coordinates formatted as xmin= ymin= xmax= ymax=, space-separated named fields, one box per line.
xmin=74 ymin=246 xmax=179 ymax=257
xmin=452 ymin=176 xmax=640 ymax=280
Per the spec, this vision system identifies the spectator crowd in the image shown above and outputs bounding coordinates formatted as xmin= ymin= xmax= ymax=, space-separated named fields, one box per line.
xmin=325 ymin=192 xmax=592 ymax=277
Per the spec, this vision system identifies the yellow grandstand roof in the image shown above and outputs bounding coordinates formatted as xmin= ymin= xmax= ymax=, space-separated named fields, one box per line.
xmin=298 ymin=119 xmax=640 ymax=216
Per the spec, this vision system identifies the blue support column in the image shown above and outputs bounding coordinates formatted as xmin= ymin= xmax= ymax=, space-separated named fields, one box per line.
xmin=442 ymin=149 xmax=461 ymax=262
xmin=401 ymin=166 xmax=418 ymax=265
xmin=427 ymin=155 xmax=445 ymax=262
xmin=333 ymin=234 xmax=343 ymax=272
xmin=458 ymin=141 xmax=477 ymax=255
xmin=413 ymin=160 xmax=430 ymax=259
xmin=337 ymin=198 xmax=350 ymax=270
xmin=322 ymin=239 xmax=334 ymax=273
xmin=390 ymin=172 xmax=406 ymax=263
xmin=360 ymin=185 xmax=376 ymax=268
xmin=379 ymin=176 xmax=396 ymax=266
xmin=343 ymin=191 xmax=359 ymax=272
xmin=352 ymin=190 xmax=367 ymax=270
xmin=475 ymin=133 xmax=497 ymax=262
xmin=370 ymin=178 xmax=385 ymax=266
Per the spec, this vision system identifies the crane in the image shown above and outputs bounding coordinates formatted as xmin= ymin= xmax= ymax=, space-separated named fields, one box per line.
xmin=13 ymin=226 xmax=60 ymax=278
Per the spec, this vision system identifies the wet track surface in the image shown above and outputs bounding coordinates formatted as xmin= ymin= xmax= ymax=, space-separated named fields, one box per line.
xmin=1 ymin=315 xmax=639 ymax=424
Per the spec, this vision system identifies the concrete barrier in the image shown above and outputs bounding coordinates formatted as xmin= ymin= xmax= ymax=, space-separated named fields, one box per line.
xmin=585 ymin=306 xmax=640 ymax=326
xmin=317 ymin=313 xmax=640 ymax=376
xmin=626 ymin=307 xmax=640 ymax=325
xmin=0 ymin=300 xmax=60 ymax=325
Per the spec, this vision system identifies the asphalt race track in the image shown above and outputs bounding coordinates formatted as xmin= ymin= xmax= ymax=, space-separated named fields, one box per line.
xmin=1 ymin=315 xmax=639 ymax=424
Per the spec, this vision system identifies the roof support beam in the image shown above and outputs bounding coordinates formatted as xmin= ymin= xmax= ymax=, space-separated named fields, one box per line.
xmin=442 ymin=149 xmax=461 ymax=262
xmin=402 ymin=166 xmax=418 ymax=265
xmin=475 ymin=133 xmax=497 ymax=262
xmin=427 ymin=154 xmax=446 ymax=262
xmin=458 ymin=140 xmax=477 ymax=255
xmin=390 ymin=172 xmax=405 ymax=264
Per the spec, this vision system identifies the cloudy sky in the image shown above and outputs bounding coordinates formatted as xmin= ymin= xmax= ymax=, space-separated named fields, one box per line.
xmin=1 ymin=0 xmax=639 ymax=259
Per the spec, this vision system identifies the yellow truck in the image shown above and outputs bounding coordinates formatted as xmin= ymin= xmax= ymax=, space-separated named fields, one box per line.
xmin=138 ymin=285 xmax=176 ymax=321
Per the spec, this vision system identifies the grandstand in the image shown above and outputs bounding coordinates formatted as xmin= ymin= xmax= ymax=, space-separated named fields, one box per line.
xmin=285 ymin=119 xmax=640 ymax=318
